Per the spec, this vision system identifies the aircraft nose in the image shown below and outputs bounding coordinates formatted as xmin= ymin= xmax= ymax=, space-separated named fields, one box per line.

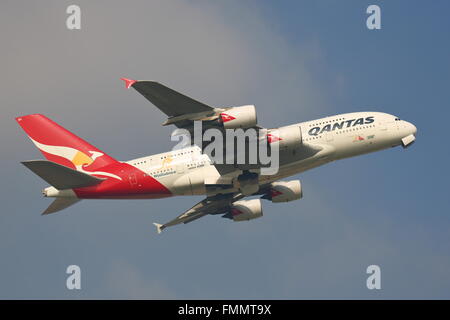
xmin=400 ymin=121 xmax=417 ymax=149
xmin=407 ymin=121 xmax=417 ymax=136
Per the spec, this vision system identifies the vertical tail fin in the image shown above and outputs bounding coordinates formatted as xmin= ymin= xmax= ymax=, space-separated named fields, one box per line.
xmin=16 ymin=114 xmax=118 ymax=171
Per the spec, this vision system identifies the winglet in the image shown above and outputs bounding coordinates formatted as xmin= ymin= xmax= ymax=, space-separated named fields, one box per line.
xmin=120 ymin=77 xmax=137 ymax=89
xmin=153 ymin=222 xmax=165 ymax=234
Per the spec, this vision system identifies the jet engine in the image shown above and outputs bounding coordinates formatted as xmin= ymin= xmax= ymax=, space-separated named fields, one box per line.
xmin=229 ymin=199 xmax=263 ymax=222
xmin=262 ymin=180 xmax=303 ymax=203
xmin=266 ymin=125 xmax=302 ymax=149
xmin=220 ymin=105 xmax=257 ymax=129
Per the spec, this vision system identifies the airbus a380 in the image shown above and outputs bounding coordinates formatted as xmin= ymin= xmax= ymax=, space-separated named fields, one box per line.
xmin=17 ymin=78 xmax=417 ymax=233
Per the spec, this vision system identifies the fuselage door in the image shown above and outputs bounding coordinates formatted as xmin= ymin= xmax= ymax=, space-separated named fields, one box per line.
xmin=129 ymin=173 xmax=138 ymax=186
xmin=176 ymin=163 xmax=185 ymax=174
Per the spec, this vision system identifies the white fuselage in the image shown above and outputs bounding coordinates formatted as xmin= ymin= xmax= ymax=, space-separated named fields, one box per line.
xmin=126 ymin=112 xmax=417 ymax=197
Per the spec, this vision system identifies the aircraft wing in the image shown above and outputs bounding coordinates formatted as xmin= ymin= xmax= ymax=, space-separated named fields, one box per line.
xmin=121 ymin=78 xmax=217 ymax=125
xmin=121 ymin=77 xmax=265 ymax=131
xmin=153 ymin=193 xmax=244 ymax=233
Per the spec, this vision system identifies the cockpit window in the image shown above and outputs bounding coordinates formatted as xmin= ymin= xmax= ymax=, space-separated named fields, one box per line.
xmin=395 ymin=118 xmax=400 ymax=121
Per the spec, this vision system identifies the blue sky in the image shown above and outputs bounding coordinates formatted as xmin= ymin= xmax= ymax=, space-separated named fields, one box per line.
xmin=0 ymin=0 xmax=449 ymax=299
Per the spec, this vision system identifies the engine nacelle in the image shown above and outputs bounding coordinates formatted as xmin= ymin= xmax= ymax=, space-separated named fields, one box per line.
xmin=264 ymin=180 xmax=302 ymax=203
xmin=229 ymin=199 xmax=263 ymax=221
xmin=220 ymin=105 xmax=257 ymax=129
xmin=267 ymin=125 xmax=302 ymax=149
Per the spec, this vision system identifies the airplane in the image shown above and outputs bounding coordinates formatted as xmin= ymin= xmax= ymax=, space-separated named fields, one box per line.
xmin=16 ymin=78 xmax=417 ymax=233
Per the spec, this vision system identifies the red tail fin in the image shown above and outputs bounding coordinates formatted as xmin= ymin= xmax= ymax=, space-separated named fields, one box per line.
xmin=16 ymin=114 xmax=118 ymax=171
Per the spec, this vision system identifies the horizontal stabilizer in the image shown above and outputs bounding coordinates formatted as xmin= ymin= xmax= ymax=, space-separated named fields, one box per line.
xmin=21 ymin=160 xmax=104 ymax=190
xmin=43 ymin=198 xmax=80 ymax=215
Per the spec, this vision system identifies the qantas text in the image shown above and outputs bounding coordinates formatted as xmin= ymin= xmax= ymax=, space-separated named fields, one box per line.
xmin=308 ymin=116 xmax=374 ymax=136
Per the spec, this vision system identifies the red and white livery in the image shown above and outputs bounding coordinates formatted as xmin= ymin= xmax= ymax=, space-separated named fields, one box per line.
xmin=17 ymin=78 xmax=417 ymax=233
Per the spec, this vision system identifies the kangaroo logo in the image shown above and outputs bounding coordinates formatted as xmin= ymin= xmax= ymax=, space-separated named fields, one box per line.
xmin=30 ymin=139 xmax=122 ymax=181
